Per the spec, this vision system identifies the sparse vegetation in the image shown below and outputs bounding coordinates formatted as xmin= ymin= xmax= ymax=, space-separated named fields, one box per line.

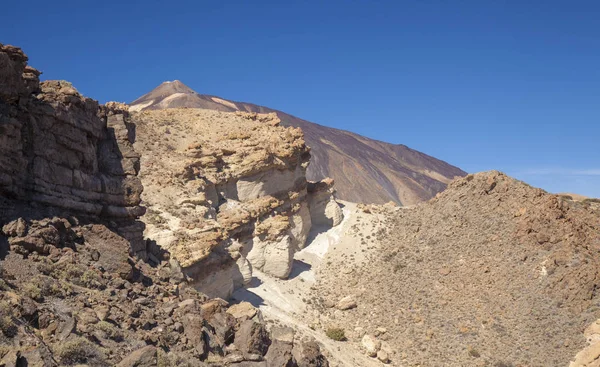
xmin=80 ymin=270 xmax=103 ymax=289
xmin=583 ymin=198 xmax=600 ymax=204
xmin=56 ymin=337 xmax=104 ymax=365
xmin=94 ymin=321 xmax=123 ymax=341
xmin=325 ymin=327 xmax=346 ymax=341
xmin=468 ymin=347 xmax=481 ymax=358
xmin=21 ymin=282 xmax=42 ymax=301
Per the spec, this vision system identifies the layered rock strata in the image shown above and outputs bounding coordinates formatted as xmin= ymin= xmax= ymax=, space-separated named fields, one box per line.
xmin=0 ymin=43 xmax=145 ymax=252
xmin=133 ymin=108 xmax=343 ymax=299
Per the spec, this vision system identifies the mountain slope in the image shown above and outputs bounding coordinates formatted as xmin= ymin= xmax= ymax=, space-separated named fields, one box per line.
xmin=312 ymin=171 xmax=600 ymax=366
xmin=130 ymin=80 xmax=466 ymax=205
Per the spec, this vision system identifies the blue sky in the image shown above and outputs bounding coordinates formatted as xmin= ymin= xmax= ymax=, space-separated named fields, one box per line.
xmin=2 ymin=1 xmax=599 ymax=197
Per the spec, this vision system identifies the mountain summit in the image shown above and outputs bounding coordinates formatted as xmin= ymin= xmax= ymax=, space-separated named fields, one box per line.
xmin=130 ymin=81 xmax=466 ymax=205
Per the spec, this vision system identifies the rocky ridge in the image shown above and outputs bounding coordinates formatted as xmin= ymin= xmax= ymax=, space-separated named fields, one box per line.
xmin=0 ymin=43 xmax=329 ymax=366
xmin=310 ymin=171 xmax=600 ymax=366
xmin=130 ymin=80 xmax=467 ymax=206
xmin=132 ymin=107 xmax=343 ymax=299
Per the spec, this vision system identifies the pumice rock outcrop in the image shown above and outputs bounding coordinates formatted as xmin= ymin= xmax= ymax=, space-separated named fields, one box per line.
xmin=131 ymin=80 xmax=468 ymax=206
xmin=0 ymin=43 xmax=145 ymax=251
xmin=132 ymin=108 xmax=343 ymax=299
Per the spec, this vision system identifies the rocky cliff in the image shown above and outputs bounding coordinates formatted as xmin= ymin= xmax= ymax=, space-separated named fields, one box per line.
xmin=0 ymin=44 xmax=329 ymax=366
xmin=0 ymin=44 xmax=145 ymax=251
xmin=130 ymin=80 xmax=467 ymax=206
xmin=132 ymin=108 xmax=343 ymax=299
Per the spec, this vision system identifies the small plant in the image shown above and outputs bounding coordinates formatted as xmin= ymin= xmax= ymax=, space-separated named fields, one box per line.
xmin=80 ymin=270 xmax=103 ymax=289
xmin=0 ymin=316 xmax=17 ymax=337
xmin=325 ymin=327 xmax=346 ymax=341
xmin=56 ymin=337 xmax=104 ymax=365
xmin=22 ymin=282 xmax=42 ymax=301
xmin=94 ymin=321 xmax=123 ymax=341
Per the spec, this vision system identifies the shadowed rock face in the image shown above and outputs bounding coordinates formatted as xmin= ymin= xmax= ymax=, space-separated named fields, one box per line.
xmin=0 ymin=43 xmax=146 ymax=253
xmin=131 ymin=80 xmax=467 ymax=205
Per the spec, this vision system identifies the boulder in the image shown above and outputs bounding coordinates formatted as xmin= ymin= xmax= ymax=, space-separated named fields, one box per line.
xmin=116 ymin=346 xmax=157 ymax=367
xmin=226 ymin=302 xmax=258 ymax=320
xmin=292 ymin=341 xmax=329 ymax=367
xmin=361 ymin=334 xmax=381 ymax=357
xmin=234 ymin=320 xmax=271 ymax=356
xmin=335 ymin=295 xmax=357 ymax=311
xmin=264 ymin=340 xmax=294 ymax=367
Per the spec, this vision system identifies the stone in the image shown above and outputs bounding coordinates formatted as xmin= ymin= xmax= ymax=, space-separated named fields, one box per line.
xmin=57 ymin=317 xmax=76 ymax=341
xmin=292 ymin=341 xmax=329 ymax=367
xmin=234 ymin=320 xmax=271 ymax=356
xmin=247 ymin=235 xmax=294 ymax=279
xmin=377 ymin=349 xmax=390 ymax=364
xmin=226 ymin=301 xmax=258 ymax=320
xmin=264 ymin=340 xmax=294 ymax=367
xmin=270 ymin=326 xmax=295 ymax=344
xmin=116 ymin=346 xmax=157 ymax=367
xmin=335 ymin=295 xmax=357 ymax=311
xmin=20 ymin=346 xmax=57 ymax=367
xmin=361 ymin=334 xmax=381 ymax=357
xmin=80 ymin=225 xmax=133 ymax=280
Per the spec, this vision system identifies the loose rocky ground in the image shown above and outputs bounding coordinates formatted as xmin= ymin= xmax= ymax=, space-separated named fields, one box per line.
xmin=0 ymin=216 xmax=329 ymax=366
xmin=310 ymin=172 xmax=600 ymax=366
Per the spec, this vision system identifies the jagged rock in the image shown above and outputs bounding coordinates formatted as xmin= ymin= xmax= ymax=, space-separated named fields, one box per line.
xmin=80 ymin=224 xmax=133 ymax=280
xmin=271 ymin=326 xmax=295 ymax=344
xmin=116 ymin=346 xmax=157 ymax=367
xmin=226 ymin=302 xmax=258 ymax=320
xmin=264 ymin=340 xmax=294 ymax=367
xmin=307 ymin=179 xmax=343 ymax=227
xmin=19 ymin=346 xmax=56 ymax=367
xmin=292 ymin=341 xmax=329 ymax=367
xmin=56 ymin=316 xmax=76 ymax=341
xmin=234 ymin=320 xmax=271 ymax=357
xmin=376 ymin=350 xmax=390 ymax=364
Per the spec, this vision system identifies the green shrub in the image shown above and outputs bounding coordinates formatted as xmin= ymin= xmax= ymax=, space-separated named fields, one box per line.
xmin=80 ymin=270 xmax=103 ymax=289
xmin=0 ymin=316 xmax=17 ymax=337
xmin=94 ymin=321 xmax=123 ymax=341
xmin=21 ymin=282 xmax=42 ymax=301
xmin=56 ymin=337 xmax=104 ymax=365
xmin=325 ymin=327 xmax=346 ymax=341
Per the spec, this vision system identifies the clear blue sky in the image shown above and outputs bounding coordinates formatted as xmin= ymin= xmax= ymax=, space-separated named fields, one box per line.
xmin=2 ymin=1 xmax=599 ymax=197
